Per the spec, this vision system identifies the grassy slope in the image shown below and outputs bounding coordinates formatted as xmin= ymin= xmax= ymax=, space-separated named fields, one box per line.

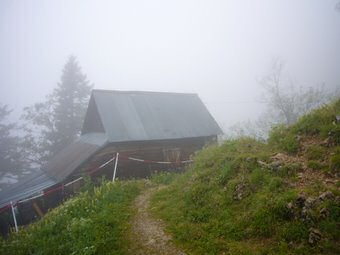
xmin=0 ymin=181 xmax=142 ymax=255
xmin=1 ymin=100 xmax=339 ymax=255
xmin=150 ymin=99 xmax=340 ymax=254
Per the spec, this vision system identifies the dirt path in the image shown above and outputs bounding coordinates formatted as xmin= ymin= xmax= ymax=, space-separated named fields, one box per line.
xmin=127 ymin=186 xmax=186 ymax=255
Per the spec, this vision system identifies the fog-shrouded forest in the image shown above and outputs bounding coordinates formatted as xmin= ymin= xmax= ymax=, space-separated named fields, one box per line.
xmin=0 ymin=1 xmax=339 ymax=191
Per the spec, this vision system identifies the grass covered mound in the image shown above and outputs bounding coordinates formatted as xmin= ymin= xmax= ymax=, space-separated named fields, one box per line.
xmin=150 ymin=100 xmax=340 ymax=254
xmin=0 ymin=181 xmax=142 ymax=255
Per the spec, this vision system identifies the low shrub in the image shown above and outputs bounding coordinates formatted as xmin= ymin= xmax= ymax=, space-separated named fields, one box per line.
xmin=268 ymin=125 xmax=299 ymax=154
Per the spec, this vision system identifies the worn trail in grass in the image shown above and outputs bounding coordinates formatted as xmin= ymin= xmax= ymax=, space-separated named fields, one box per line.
xmin=126 ymin=186 xmax=186 ymax=255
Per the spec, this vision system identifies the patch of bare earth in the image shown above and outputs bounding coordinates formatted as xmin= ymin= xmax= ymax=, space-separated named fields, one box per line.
xmin=269 ymin=135 xmax=339 ymax=189
xmin=126 ymin=186 xmax=186 ymax=255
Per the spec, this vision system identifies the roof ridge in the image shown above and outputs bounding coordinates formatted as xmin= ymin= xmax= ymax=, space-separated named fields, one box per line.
xmin=92 ymin=89 xmax=197 ymax=96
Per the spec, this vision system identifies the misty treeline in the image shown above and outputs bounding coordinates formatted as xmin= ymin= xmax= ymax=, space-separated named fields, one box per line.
xmin=1 ymin=57 xmax=339 ymax=184
xmin=0 ymin=56 xmax=92 ymax=185
xmin=229 ymin=58 xmax=340 ymax=140
xmin=0 ymin=105 xmax=25 ymax=181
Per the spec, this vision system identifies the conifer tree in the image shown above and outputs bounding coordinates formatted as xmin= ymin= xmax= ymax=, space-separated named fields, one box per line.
xmin=0 ymin=104 xmax=24 ymax=182
xmin=22 ymin=56 xmax=93 ymax=165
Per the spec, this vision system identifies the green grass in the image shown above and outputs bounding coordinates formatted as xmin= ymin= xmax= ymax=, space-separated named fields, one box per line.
xmin=268 ymin=125 xmax=300 ymax=154
xmin=149 ymin=100 xmax=340 ymax=254
xmin=2 ymin=99 xmax=339 ymax=255
xmin=329 ymin=148 xmax=340 ymax=173
xmin=0 ymin=180 xmax=142 ymax=255
xmin=305 ymin=145 xmax=326 ymax=161
xmin=150 ymin=140 xmax=340 ymax=254
xmin=292 ymin=99 xmax=340 ymax=139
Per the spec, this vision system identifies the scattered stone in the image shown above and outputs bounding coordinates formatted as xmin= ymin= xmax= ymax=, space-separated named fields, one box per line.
xmin=335 ymin=196 xmax=340 ymax=204
xmin=295 ymin=194 xmax=306 ymax=208
xmin=336 ymin=115 xmax=340 ymax=123
xmin=319 ymin=191 xmax=334 ymax=201
xmin=287 ymin=202 xmax=294 ymax=210
xmin=295 ymin=135 xmax=303 ymax=142
xmin=147 ymin=239 xmax=156 ymax=245
xmin=301 ymin=207 xmax=313 ymax=223
xmin=304 ymin=197 xmax=317 ymax=209
xmin=320 ymin=137 xmax=331 ymax=147
xmin=233 ymin=182 xmax=249 ymax=201
xmin=270 ymin=161 xmax=283 ymax=171
xmin=308 ymin=228 xmax=322 ymax=245
xmin=271 ymin=153 xmax=287 ymax=161
xmin=319 ymin=207 xmax=330 ymax=219
xmin=257 ymin=160 xmax=269 ymax=168
xmin=324 ymin=179 xmax=336 ymax=185
xmin=286 ymin=194 xmax=325 ymax=222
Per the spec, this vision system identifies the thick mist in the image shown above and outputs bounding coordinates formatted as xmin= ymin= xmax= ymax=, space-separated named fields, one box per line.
xmin=1 ymin=0 xmax=339 ymax=130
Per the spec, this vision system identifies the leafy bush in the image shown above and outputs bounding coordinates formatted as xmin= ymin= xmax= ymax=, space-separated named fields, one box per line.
xmin=268 ymin=125 xmax=299 ymax=154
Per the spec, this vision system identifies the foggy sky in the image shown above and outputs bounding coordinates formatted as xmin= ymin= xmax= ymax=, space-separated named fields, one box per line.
xmin=1 ymin=0 xmax=340 ymax=131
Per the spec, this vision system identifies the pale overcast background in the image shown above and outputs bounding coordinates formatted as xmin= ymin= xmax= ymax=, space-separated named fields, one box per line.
xmin=0 ymin=0 xmax=339 ymax=131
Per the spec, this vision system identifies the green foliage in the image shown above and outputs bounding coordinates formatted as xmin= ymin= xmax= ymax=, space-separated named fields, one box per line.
xmin=3 ymin=100 xmax=338 ymax=255
xmin=305 ymin=145 xmax=326 ymax=160
xmin=280 ymin=221 xmax=309 ymax=242
xmin=0 ymin=180 xmax=141 ymax=255
xmin=151 ymin=101 xmax=339 ymax=254
xmin=268 ymin=125 xmax=299 ymax=154
xmin=292 ymin=99 xmax=340 ymax=139
xmin=150 ymin=133 xmax=339 ymax=254
xmin=0 ymin=104 xmax=26 ymax=183
xmin=268 ymin=177 xmax=284 ymax=192
xmin=277 ymin=162 xmax=301 ymax=178
xmin=268 ymin=99 xmax=340 ymax=155
xmin=307 ymin=160 xmax=323 ymax=170
xmin=21 ymin=56 xmax=93 ymax=165
xmin=150 ymin=171 xmax=177 ymax=185
xmin=329 ymin=149 xmax=340 ymax=173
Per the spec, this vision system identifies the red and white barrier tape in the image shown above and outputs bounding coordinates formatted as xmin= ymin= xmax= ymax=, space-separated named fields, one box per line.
xmin=0 ymin=156 xmax=116 ymax=212
xmin=0 ymin=154 xmax=193 ymax=213
xmin=120 ymin=155 xmax=193 ymax=164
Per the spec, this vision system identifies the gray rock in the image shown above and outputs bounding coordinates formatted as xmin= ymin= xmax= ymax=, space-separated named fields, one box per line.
xmin=233 ymin=182 xmax=249 ymax=201
xmin=319 ymin=191 xmax=334 ymax=201
xmin=308 ymin=228 xmax=322 ymax=245
xmin=295 ymin=194 xmax=306 ymax=208
xmin=319 ymin=207 xmax=330 ymax=219
xmin=304 ymin=197 xmax=317 ymax=209
xmin=270 ymin=161 xmax=282 ymax=171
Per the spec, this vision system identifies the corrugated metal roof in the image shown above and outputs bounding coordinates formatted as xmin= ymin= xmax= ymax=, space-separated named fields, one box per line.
xmin=42 ymin=133 xmax=108 ymax=182
xmin=83 ymin=90 xmax=223 ymax=142
xmin=0 ymin=169 xmax=56 ymax=208
xmin=0 ymin=133 xmax=107 ymax=208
